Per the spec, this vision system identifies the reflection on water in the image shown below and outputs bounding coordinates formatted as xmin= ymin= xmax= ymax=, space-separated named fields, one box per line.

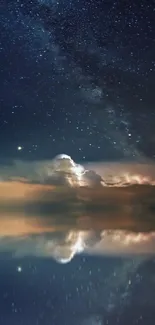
xmin=0 ymin=179 xmax=155 ymax=263
xmin=0 ymin=156 xmax=155 ymax=263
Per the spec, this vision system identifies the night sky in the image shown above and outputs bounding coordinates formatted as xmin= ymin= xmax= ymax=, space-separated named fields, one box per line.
xmin=0 ymin=255 xmax=155 ymax=325
xmin=1 ymin=1 xmax=155 ymax=325
xmin=1 ymin=0 xmax=155 ymax=161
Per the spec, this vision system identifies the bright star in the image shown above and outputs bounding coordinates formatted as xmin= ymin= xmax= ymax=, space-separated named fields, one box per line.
xmin=17 ymin=146 xmax=23 ymax=151
xmin=17 ymin=266 xmax=22 ymax=272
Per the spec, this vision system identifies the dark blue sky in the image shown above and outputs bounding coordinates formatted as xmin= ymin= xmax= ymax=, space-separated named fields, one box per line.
xmin=0 ymin=255 xmax=154 ymax=325
xmin=0 ymin=0 xmax=155 ymax=162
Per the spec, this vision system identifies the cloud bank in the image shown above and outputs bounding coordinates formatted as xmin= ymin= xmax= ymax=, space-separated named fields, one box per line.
xmin=0 ymin=154 xmax=155 ymax=262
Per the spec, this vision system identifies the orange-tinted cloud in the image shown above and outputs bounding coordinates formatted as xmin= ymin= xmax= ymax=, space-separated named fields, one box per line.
xmin=0 ymin=156 xmax=155 ymax=262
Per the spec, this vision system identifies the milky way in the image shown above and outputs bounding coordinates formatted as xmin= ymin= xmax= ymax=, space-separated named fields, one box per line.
xmin=0 ymin=1 xmax=155 ymax=161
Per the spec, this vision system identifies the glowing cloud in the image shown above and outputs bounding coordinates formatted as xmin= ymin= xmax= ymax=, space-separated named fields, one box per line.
xmin=0 ymin=154 xmax=154 ymax=263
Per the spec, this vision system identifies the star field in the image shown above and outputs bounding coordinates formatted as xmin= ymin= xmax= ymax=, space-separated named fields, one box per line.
xmin=0 ymin=256 xmax=154 ymax=325
xmin=0 ymin=0 xmax=155 ymax=161
xmin=0 ymin=1 xmax=155 ymax=325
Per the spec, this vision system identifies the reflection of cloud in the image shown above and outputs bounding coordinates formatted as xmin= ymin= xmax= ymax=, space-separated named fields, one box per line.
xmin=88 ymin=230 xmax=155 ymax=256
xmin=0 ymin=231 xmax=87 ymax=263
xmin=0 ymin=230 xmax=155 ymax=263
xmin=0 ymin=154 xmax=155 ymax=262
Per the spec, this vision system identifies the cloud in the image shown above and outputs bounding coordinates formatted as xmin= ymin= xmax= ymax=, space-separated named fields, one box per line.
xmin=0 ymin=230 xmax=155 ymax=264
xmin=87 ymin=230 xmax=155 ymax=257
xmin=84 ymin=160 xmax=155 ymax=185
xmin=0 ymin=154 xmax=155 ymax=262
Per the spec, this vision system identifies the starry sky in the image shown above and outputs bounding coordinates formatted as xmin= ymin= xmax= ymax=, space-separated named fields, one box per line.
xmin=0 ymin=255 xmax=155 ymax=325
xmin=1 ymin=1 xmax=155 ymax=325
xmin=1 ymin=0 xmax=155 ymax=162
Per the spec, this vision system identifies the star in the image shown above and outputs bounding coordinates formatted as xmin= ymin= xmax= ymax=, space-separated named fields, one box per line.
xmin=17 ymin=266 xmax=22 ymax=272
xmin=17 ymin=146 xmax=23 ymax=151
